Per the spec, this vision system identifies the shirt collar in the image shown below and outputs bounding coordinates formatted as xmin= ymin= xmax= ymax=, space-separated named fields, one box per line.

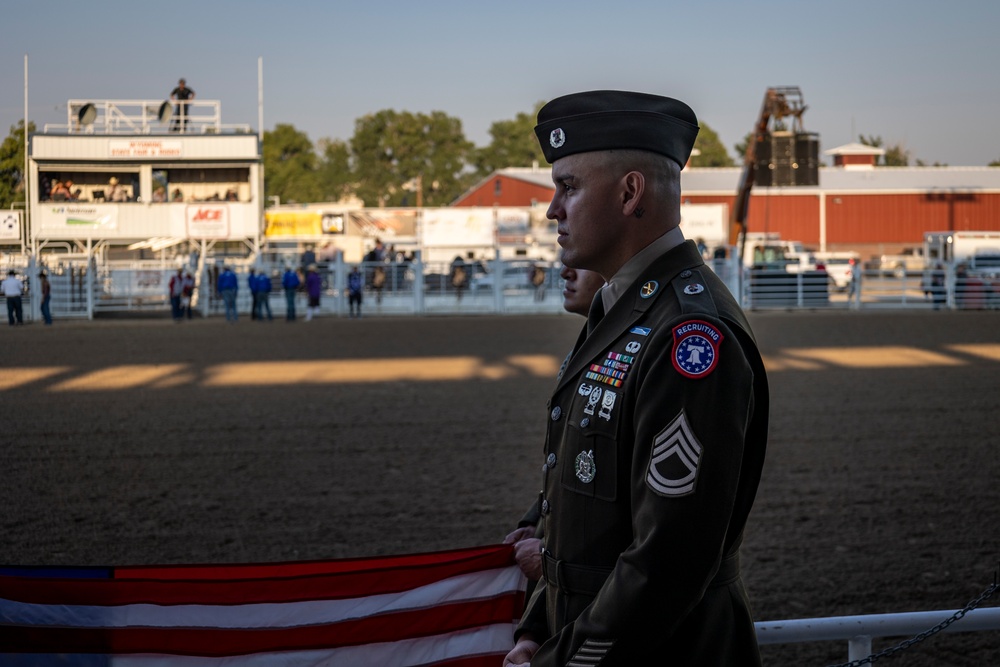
xmin=601 ymin=226 xmax=686 ymax=313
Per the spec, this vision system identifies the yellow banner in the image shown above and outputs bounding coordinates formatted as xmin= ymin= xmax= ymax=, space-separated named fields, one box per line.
xmin=265 ymin=211 xmax=323 ymax=237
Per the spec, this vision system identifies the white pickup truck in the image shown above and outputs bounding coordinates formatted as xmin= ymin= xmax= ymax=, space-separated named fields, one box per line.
xmin=878 ymin=247 xmax=926 ymax=277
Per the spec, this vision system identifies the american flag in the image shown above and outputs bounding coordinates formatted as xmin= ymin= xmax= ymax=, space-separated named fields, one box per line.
xmin=0 ymin=544 xmax=524 ymax=666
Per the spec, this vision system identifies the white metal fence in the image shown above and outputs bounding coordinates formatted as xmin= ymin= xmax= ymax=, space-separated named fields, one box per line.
xmin=5 ymin=255 xmax=999 ymax=322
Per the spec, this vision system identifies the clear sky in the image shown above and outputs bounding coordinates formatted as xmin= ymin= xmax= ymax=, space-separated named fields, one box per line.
xmin=3 ymin=0 xmax=998 ymax=166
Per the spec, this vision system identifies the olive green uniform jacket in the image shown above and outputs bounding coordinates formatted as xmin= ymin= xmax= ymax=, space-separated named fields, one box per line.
xmin=516 ymin=240 xmax=769 ymax=666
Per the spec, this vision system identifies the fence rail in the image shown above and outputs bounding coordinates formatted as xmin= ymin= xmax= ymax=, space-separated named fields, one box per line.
xmin=4 ymin=255 xmax=999 ymax=322
xmin=755 ymin=606 xmax=1000 ymax=663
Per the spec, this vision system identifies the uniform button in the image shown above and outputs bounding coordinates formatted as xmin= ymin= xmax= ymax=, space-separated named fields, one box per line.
xmin=541 ymin=499 xmax=550 ymax=514
xmin=546 ymin=453 xmax=557 ymax=467
xmin=680 ymin=269 xmax=693 ymax=278
xmin=550 ymin=406 xmax=562 ymax=421
xmin=580 ymin=417 xmax=590 ymax=428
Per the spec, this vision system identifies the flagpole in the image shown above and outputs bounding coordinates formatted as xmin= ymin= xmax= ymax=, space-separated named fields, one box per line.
xmin=23 ymin=53 xmax=29 ymax=257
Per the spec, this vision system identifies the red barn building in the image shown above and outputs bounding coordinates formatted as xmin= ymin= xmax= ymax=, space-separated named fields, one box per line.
xmin=455 ymin=146 xmax=1000 ymax=261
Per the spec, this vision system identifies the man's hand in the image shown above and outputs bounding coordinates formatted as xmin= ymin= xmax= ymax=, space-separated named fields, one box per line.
xmin=503 ymin=526 xmax=534 ymax=545
xmin=503 ymin=636 xmax=539 ymax=667
xmin=512 ymin=537 xmax=542 ymax=581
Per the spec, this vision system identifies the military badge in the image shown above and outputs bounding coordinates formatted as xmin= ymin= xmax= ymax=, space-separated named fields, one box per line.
xmin=639 ymin=281 xmax=658 ymax=298
xmin=646 ymin=411 xmax=702 ymax=497
xmin=598 ymin=390 xmax=617 ymax=421
xmin=583 ymin=386 xmax=603 ymax=415
xmin=671 ymin=319 xmax=723 ymax=379
xmin=575 ymin=449 xmax=596 ymax=483
xmin=550 ymin=128 xmax=566 ymax=148
xmin=625 ymin=341 xmax=641 ymax=354
xmin=630 ymin=326 xmax=652 ymax=336
xmin=683 ymin=283 xmax=705 ymax=295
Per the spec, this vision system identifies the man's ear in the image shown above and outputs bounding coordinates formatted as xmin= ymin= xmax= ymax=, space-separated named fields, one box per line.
xmin=620 ymin=170 xmax=646 ymax=217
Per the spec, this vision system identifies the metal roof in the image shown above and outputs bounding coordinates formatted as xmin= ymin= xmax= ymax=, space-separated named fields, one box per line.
xmin=680 ymin=167 xmax=1000 ymax=195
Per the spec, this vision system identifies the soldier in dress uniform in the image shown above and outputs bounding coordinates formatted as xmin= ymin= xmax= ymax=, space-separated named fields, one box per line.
xmin=504 ymin=91 xmax=769 ymax=667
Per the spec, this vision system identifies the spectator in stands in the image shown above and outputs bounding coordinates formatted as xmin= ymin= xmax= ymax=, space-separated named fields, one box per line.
xmin=170 ymin=78 xmax=195 ymax=133
xmin=107 ymin=177 xmax=127 ymax=202
xmin=225 ymin=188 xmax=238 ymax=201
xmin=301 ymin=245 xmax=317 ymax=271
xmin=64 ymin=180 xmax=79 ymax=201
xmin=50 ymin=180 xmax=70 ymax=201
xmin=152 ymin=187 xmax=167 ymax=203
xmin=171 ymin=188 xmax=184 ymax=202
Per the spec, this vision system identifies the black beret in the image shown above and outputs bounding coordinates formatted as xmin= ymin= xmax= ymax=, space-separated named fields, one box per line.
xmin=534 ymin=90 xmax=699 ymax=167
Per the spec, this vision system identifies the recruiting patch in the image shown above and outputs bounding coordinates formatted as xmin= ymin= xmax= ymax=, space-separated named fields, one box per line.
xmin=647 ymin=411 xmax=702 ymax=497
xmin=671 ymin=319 xmax=724 ymax=379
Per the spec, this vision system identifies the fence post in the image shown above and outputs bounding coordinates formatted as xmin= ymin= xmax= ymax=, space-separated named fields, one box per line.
xmin=848 ymin=634 xmax=872 ymax=661
xmin=414 ymin=251 xmax=425 ymax=314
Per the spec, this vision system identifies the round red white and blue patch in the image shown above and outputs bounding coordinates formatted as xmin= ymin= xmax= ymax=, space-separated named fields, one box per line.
xmin=671 ymin=320 xmax=724 ymax=379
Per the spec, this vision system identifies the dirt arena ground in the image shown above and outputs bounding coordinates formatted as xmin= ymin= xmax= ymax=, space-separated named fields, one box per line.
xmin=2 ymin=309 xmax=999 ymax=665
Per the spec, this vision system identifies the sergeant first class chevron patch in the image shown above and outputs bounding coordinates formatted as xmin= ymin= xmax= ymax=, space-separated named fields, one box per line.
xmin=671 ymin=320 xmax=723 ymax=379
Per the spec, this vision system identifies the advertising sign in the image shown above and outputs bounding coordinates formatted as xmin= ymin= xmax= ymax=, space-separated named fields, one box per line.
xmin=186 ymin=205 xmax=230 ymax=239
xmin=109 ymin=140 xmax=183 ymax=158
xmin=265 ymin=211 xmax=323 ymax=237
xmin=0 ymin=211 xmax=20 ymax=241
xmin=48 ymin=205 xmax=118 ymax=229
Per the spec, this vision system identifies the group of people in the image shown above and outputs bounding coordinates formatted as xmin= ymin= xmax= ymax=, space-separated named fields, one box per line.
xmin=167 ymin=268 xmax=196 ymax=321
xmin=213 ymin=264 xmax=323 ymax=323
xmin=2 ymin=269 xmax=52 ymax=326
xmin=498 ymin=90 xmax=769 ymax=666
xmin=47 ymin=179 xmax=81 ymax=202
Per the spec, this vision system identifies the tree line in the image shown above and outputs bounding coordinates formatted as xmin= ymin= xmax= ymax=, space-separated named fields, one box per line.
xmin=3 ymin=105 xmax=995 ymax=210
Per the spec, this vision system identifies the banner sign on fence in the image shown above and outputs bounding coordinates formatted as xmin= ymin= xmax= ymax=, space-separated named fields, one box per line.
xmin=0 ymin=211 xmax=20 ymax=241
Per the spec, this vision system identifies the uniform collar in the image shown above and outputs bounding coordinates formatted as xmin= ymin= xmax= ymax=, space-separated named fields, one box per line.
xmin=601 ymin=226 xmax=685 ymax=314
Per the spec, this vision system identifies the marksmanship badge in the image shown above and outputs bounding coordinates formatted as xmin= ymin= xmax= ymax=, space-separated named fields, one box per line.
xmin=550 ymin=128 xmax=566 ymax=148
xmin=575 ymin=449 xmax=596 ymax=483
xmin=671 ymin=319 xmax=723 ymax=379
xmin=647 ymin=411 xmax=702 ymax=497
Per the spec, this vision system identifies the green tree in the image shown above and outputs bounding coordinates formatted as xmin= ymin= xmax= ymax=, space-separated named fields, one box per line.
xmin=471 ymin=102 xmax=547 ymax=177
xmin=989 ymin=158 xmax=1000 ymax=167
xmin=689 ymin=122 xmax=734 ymax=167
xmin=859 ymin=134 xmax=911 ymax=166
xmin=262 ymin=124 xmax=324 ymax=205
xmin=316 ymin=138 xmax=353 ymax=202
xmin=0 ymin=120 xmax=35 ymax=208
xmin=350 ymin=109 xmax=473 ymax=207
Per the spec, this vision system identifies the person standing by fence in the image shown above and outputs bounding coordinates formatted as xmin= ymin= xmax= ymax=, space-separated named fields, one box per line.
xmin=305 ymin=264 xmax=321 ymax=321
xmin=3 ymin=269 xmax=24 ymax=326
xmin=216 ymin=266 xmax=238 ymax=323
xmin=282 ymin=267 xmax=300 ymax=321
xmin=39 ymin=271 xmax=53 ymax=325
